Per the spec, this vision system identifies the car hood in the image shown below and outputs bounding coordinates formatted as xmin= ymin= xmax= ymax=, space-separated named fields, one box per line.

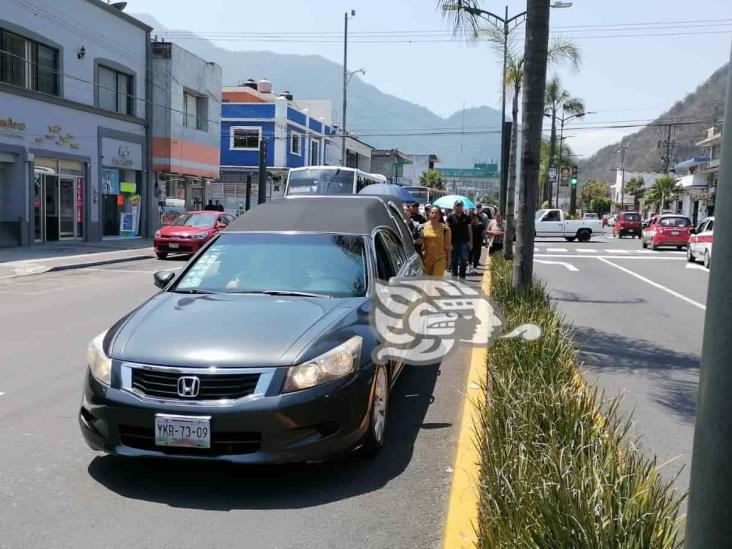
xmin=159 ymin=225 xmax=212 ymax=237
xmin=109 ymin=292 xmax=366 ymax=368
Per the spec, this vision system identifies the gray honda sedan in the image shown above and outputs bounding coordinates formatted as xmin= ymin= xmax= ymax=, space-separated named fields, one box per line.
xmin=79 ymin=195 xmax=422 ymax=463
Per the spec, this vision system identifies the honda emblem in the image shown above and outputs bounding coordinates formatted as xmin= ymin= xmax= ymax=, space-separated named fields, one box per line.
xmin=177 ymin=376 xmax=200 ymax=398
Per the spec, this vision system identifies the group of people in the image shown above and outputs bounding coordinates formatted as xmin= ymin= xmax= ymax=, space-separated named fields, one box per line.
xmin=406 ymin=201 xmax=504 ymax=280
xmin=204 ymin=200 xmax=225 ymax=212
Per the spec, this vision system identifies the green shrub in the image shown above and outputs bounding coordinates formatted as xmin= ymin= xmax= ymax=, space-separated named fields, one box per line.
xmin=477 ymin=256 xmax=684 ymax=548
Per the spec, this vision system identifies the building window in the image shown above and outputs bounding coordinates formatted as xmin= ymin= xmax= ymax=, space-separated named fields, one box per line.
xmin=0 ymin=29 xmax=59 ymax=95
xmin=230 ymin=127 xmax=261 ymax=150
xmin=97 ymin=65 xmax=133 ymax=115
xmin=290 ymin=132 xmax=302 ymax=156
xmin=310 ymin=140 xmax=320 ymax=165
xmin=184 ymin=91 xmax=207 ymax=130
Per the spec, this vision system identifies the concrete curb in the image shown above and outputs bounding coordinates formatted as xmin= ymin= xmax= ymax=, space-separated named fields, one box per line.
xmin=0 ymin=252 xmax=154 ymax=280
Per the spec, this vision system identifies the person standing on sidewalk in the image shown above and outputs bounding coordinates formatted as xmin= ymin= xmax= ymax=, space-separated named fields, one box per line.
xmin=421 ymin=208 xmax=451 ymax=277
xmin=468 ymin=212 xmax=486 ymax=274
xmin=486 ymin=212 xmax=505 ymax=256
xmin=446 ymin=200 xmax=472 ymax=279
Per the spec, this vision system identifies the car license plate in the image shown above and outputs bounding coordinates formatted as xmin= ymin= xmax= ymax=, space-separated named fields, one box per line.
xmin=671 ymin=231 xmax=680 ymax=236
xmin=154 ymin=414 xmax=211 ymax=448
xmin=168 ymin=243 xmax=179 ymax=249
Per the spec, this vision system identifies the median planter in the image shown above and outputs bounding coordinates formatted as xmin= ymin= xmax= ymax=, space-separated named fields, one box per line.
xmin=477 ymin=256 xmax=684 ymax=547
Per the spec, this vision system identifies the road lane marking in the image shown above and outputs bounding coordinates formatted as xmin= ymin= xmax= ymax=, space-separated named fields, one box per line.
xmin=535 ymin=259 xmax=579 ymax=272
xmin=546 ymin=248 xmax=568 ymax=252
xmin=598 ymin=257 xmax=706 ymax=311
xmin=685 ymin=263 xmax=708 ymax=271
xmin=0 ymin=392 xmax=5 ymax=397
xmin=534 ymin=254 xmax=686 ymax=260
xmin=577 ymin=249 xmax=598 ymax=253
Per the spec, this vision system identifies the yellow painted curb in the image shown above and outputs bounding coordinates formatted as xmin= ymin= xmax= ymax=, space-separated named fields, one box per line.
xmin=442 ymin=265 xmax=492 ymax=549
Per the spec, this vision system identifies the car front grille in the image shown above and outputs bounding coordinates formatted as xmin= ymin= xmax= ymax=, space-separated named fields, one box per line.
xmin=119 ymin=425 xmax=261 ymax=456
xmin=131 ymin=369 xmax=260 ymax=401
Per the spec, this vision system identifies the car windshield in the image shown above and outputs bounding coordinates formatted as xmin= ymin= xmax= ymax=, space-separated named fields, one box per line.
xmin=171 ymin=213 xmax=217 ymax=227
xmin=287 ymin=169 xmax=355 ymax=195
xmin=409 ymin=188 xmax=429 ymax=204
xmin=174 ymin=233 xmax=368 ymax=297
xmin=624 ymin=213 xmax=641 ymax=221
xmin=659 ymin=217 xmax=690 ymax=227
xmin=584 ymin=213 xmax=598 ymax=219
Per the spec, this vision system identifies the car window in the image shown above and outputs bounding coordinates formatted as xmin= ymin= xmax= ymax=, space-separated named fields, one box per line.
xmin=381 ymin=229 xmax=408 ymax=273
xmin=174 ymin=233 xmax=367 ymax=297
xmin=659 ymin=217 xmax=691 ymax=227
xmin=706 ymin=220 xmax=714 ymax=232
xmin=544 ymin=211 xmax=560 ymax=222
xmin=624 ymin=213 xmax=641 ymax=221
xmin=172 ymin=213 xmax=218 ymax=227
xmin=374 ymin=232 xmax=397 ymax=281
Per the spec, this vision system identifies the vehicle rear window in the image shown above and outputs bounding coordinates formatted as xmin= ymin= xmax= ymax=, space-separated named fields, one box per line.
xmin=287 ymin=169 xmax=355 ymax=195
xmin=623 ymin=213 xmax=641 ymax=221
xmin=175 ymin=233 xmax=367 ymax=297
xmin=659 ymin=217 xmax=690 ymax=227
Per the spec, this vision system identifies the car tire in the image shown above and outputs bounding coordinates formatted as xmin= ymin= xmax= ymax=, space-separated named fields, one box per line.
xmin=642 ymin=239 xmax=648 ymax=249
xmin=565 ymin=237 xmax=576 ymax=242
xmin=677 ymin=245 xmax=683 ymax=251
xmin=687 ymin=246 xmax=695 ymax=263
xmin=704 ymin=250 xmax=711 ymax=269
xmin=652 ymin=241 xmax=659 ymax=251
xmin=156 ymin=252 xmax=168 ymax=260
xmin=356 ymin=364 xmax=389 ymax=457
xmin=577 ymin=229 xmax=591 ymax=242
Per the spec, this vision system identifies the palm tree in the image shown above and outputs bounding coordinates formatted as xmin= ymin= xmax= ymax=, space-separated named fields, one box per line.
xmin=624 ymin=176 xmax=645 ymax=211
xmin=645 ymin=175 xmax=680 ymax=212
xmin=544 ymin=77 xmax=585 ymax=206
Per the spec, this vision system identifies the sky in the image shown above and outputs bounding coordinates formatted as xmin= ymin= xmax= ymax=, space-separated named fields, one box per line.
xmin=124 ymin=0 xmax=732 ymax=158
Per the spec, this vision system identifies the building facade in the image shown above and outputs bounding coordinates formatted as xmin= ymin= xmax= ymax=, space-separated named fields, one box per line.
xmin=437 ymin=163 xmax=500 ymax=199
xmin=151 ymin=41 xmax=222 ymax=222
xmin=402 ymin=154 xmax=439 ymax=186
xmin=0 ymin=0 xmax=152 ymax=247
xmin=371 ymin=149 xmax=412 ymax=185
xmin=216 ymin=82 xmax=336 ymax=211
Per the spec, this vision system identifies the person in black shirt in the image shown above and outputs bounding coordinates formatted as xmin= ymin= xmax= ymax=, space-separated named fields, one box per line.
xmin=469 ymin=213 xmax=486 ymax=274
xmin=409 ymin=202 xmax=426 ymax=224
xmin=446 ymin=200 xmax=473 ymax=279
xmin=204 ymin=200 xmax=216 ymax=211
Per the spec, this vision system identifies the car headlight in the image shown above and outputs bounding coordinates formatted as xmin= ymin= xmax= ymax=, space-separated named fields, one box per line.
xmin=87 ymin=331 xmax=112 ymax=386
xmin=154 ymin=230 xmax=161 ymax=238
xmin=193 ymin=231 xmax=209 ymax=240
xmin=283 ymin=336 xmax=362 ymax=393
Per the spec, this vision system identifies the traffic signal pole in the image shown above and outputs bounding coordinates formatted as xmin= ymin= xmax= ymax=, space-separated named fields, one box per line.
xmin=569 ymin=166 xmax=578 ymax=215
xmin=685 ymin=41 xmax=732 ymax=547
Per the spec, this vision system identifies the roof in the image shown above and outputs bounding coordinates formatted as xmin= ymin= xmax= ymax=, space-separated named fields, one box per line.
xmin=675 ymin=157 xmax=709 ymax=170
xmin=226 ymin=196 xmax=409 ymax=236
xmin=85 ymin=0 xmax=153 ymax=31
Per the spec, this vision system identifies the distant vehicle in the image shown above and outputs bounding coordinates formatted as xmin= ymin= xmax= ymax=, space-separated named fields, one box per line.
xmin=613 ymin=211 xmax=643 ymax=239
xmin=607 ymin=215 xmax=617 ymax=227
xmin=154 ymin=211 xmax=234 ymax=259
xmin=582 ymin=212 xmax=599 ymax=220
xmin=534 ymin=209 xmax=604 ymax=242
xmin=641 ymin=214 xmax=692 ymax=250
xmin=688 ymin=216 xmax=714 ymax=268
xmin=402 ymin=186 xmax=447 ymax=211
xmin=284 ymin=166 xmax=386 ymax=196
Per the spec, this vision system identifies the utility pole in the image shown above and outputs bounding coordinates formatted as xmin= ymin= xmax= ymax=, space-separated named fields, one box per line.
xmin=245 ymin=173 xmax=251 ymax=211
xmin=258 ymin=140 xmax=267 ymax=205
xmin=618 ymin=141 xmax=629 ymax=213
xmin=657 ymin=122 xmax=678 ymax=174
xmin=685 ymin=42 xmax=732 ymax=547
xmin=499 ymin=5 xmax=509 ymax=216
xmin=341 ymin=10 xmax=355 ymax=165
xmin=555 ymin=112 xmax=566 ymax=208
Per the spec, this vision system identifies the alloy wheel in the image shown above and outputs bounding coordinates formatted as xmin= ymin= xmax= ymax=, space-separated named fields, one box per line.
xmin=371 ymin=367 xmax=388 ymax=443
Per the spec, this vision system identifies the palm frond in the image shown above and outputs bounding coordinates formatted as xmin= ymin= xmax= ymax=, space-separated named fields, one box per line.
xmin=547 ymin=37 xmax=582 ymax=72
xmin=563 ymin=97 xmax=586 ymax=116
xmin=436 ymin=0 xmax=482 ymax=40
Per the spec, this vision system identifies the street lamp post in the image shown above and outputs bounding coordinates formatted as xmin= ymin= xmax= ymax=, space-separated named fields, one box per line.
xmin=342 ymin=10 xmax=356 ymax=165
xmin=550 ymin=109 xmax=593 ymax=208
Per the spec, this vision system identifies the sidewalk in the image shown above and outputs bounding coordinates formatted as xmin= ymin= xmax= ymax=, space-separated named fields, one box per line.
xmin=0 ymin=238 xmax=155 ymax=279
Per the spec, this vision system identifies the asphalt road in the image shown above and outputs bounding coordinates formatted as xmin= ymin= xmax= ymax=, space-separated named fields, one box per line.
xmin=0 ymin=257 xmax=476 ymax=549
xmin=533 ymin=233 xmax=707 ymax=498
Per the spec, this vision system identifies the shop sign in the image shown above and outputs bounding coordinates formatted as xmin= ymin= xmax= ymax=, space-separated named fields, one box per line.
xmin=101 ymin=138 xmax=142 ymax=171
xmin=120 ymin=181 xmax=137 ymax=194
xmin=0 ymin=118 xmax=26 ymax=130
xmin=120 ymin=212 xmax=135 ymax=233
xmin=76 ymin=178 xmax=84 ymax=221
xmin=102 ymin=169 xmax=120 ymax=195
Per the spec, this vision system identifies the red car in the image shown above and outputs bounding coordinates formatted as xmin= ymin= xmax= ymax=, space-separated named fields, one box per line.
xmin=613 ymin=211 xmax=643 ymax=239
xmin=641 ymin=214 xmax=692 ymax=250
xmin=154 ymin=211 xmax=234 ymax=259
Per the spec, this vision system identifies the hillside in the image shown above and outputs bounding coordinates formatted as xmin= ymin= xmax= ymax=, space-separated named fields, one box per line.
xmin=135 ymin=14 xmax=502 ymax=168
xmin=578 ymin=64 xmax=728 ymax=184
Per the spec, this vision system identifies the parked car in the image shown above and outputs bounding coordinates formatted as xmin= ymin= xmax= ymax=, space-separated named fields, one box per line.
xmin=687 ymin=216 xmax=714 ymax=268
xmin=79 ymin=196 xmax=421 ymax=464
xmin=613 ymin=211 xmax=643 ymax=239
xmin=582 ymin=212 xmax=599 ymax=220
xmin=154 ymin=211 xmax=234 ymax=259
xmin=641 ymin=214 xmax=693 ymax=250
xmin=535 ymin=208 xmax=604 ymax=242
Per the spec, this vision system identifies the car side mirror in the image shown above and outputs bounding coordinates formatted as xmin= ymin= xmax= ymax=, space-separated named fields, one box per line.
xmin=215 ymin=222 xmax=227 ymax=230
xmin=154 ymin=271 xmax=176 ymax=289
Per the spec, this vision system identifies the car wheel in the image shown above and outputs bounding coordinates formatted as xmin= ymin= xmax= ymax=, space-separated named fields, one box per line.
xmin=652 ymin=241 xmax=659 ymax=251
xmin=564 ymin=237 xmax=576 ymax=242
xmin=642 ymin=238 xmax=648 ymax=249
xmin=677 ymin=245 xmax=683 ymax=251
xmin=156 ymin=252 xmax=168 ymax=260
xmin=577 ymin=229 xmax=591 ymax=242
xmin=704 ymin=250 xmax=711 ymax=269
xmin=356 ymin=364 xmax=389 ymax=457
xmin=687 ymin=246 xmax=695 ymax=263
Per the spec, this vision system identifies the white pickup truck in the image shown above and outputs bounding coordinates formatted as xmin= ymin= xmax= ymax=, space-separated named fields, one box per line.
xmin=535 ymin=209 xmax=604 ymax=242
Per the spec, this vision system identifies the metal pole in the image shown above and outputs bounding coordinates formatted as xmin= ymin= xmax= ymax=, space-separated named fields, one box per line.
xmin=548 ymin=106 xmax=558 ymax=207
xmin=245 ymin=173 xmax=251 ymax=211
xmin=499 ymin=5 xmax=509 ymax=215
xmin=685 ymin=41 xmax=732 ymax=547
xmin=619 ymin=144 xmax=626 ymax=213
xmin=258 ymin=140 xmax=267 ymax=205
xmin=556 ymin=112 xmax=564 ymax=208
xmin=341 ymin=12 xmax=348 ymax=165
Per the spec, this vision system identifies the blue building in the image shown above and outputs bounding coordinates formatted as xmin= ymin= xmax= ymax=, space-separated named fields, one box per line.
xmin=214 ymin=81 xmax=337 ymax=209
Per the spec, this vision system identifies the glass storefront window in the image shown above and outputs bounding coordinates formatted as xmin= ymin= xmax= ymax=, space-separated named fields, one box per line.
xmin=102 ymin=167 xmax=141 ymax=237
xmin=34 ymin=157 xmax=85 ymax=242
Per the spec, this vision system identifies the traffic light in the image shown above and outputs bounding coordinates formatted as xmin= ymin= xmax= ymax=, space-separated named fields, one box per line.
xmin=571 ymin=166 xmax=578 ymax=186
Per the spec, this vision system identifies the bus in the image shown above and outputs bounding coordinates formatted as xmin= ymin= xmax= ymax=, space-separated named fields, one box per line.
xmin=285 ymin=166 xmax=387 ymax=196
xmin=402 ymin=186 xmax=447 ymax=209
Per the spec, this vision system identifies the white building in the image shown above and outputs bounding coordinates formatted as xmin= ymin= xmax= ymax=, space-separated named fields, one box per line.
xmin=0 ymin=0 xmax=152 ymax=247
xmin=611 ymin=170 xmax=665 ymax=210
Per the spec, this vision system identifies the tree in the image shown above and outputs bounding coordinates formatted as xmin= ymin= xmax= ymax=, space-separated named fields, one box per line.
xmin=644 ymin=175 xmax=679 ymax=212
xmin=589 ymin=197 xmax=613 ymax=215
xmin=544 ymin=76 xmax=585 ymax=206
xmin=419 ymin=169 xmax=445 ymax=190
xmin=579 ymin=180 xmax=610 ymax=210
xmin=624 ymin=176 xmax=645 ymax=211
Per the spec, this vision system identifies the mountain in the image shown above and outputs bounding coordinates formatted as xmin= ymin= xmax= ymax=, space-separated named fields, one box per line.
xmin=578 ymin=64 xmax=728 ymax=184
xmin=135 ymin=14 xmax=502 ymax=168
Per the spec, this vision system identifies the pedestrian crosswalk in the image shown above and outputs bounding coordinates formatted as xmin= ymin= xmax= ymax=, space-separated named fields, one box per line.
xmin=533 ymin=246 xmax=686 ymax=255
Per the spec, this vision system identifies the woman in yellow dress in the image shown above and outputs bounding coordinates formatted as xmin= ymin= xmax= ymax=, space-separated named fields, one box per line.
xmin=421 ymin=208 xmax=452 ymax=277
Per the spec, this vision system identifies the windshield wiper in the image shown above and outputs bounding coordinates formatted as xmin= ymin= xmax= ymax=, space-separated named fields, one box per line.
xmin=172 ymin=288 xmax=217 ymax=295
xmin=229 ymin=289 xmax=328 ymax=298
